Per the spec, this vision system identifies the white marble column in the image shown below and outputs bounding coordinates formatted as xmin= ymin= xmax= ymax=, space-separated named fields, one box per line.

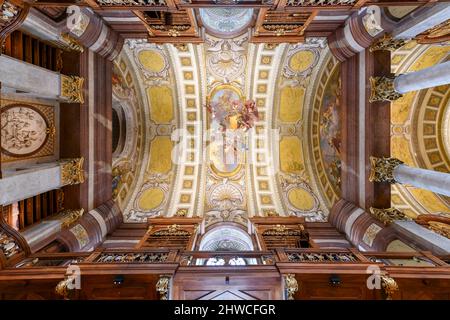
xmin=393 ymin=164 xmax=450 ymax=197
xmin=0 ymin=163 xmax=61 ymax=205
xmin=393 ymin=221 xmax=450 ymax=255
xmin=394 ymin=61 xmax=450 ymax=94
xmin=0 ymin=158 xmax=84 ymax=205
xmin=370 ymin=62 xmax=450 ymax=102
xmin=0 ymin=55 xmax=84 ymax=102
xmin=392 ymin=3 xmax=450 ymax=40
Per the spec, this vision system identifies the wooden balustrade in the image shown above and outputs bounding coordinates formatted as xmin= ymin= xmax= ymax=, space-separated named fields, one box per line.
xmin=6 ymin=247 xmax=448 ymax=269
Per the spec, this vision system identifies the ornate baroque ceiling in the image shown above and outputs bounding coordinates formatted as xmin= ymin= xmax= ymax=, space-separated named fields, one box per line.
xmin=110 ymin=26 xmax=343 ymax=225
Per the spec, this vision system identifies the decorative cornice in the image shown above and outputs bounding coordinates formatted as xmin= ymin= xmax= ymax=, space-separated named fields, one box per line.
xmin=369 ymin=156 xmax=404 ymax=183
xmin=284 ymin=274 xmax=298 ymax=300
xmin=60 ymin=75 xmax=85 ymax=103
xmin=369 ymin=207 xmax=410 ymax=225
xmin=369 ymin=76 xmax=403 ymax=102
xmin=60 ymin=158 xmax=85 ymax=186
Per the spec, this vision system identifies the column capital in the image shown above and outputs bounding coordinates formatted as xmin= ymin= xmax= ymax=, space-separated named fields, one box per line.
xmin=60 ymin=157 xmax=85 ymax=186
xmin=369 ymin=156 xmax=404 ymax=183
xmin=60 ymin=75 xmax=85 ymax=103
xmin=369 ymin=207 xmax=410 ymax=225
xmin=369 ymin=76 xmax=403 ymax=102
xmin=369 ymin=34 xmax=409 ymax=52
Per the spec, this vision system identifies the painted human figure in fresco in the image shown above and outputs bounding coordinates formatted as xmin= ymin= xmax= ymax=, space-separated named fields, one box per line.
xmin=319 ymin=71 xmax=342 ymax=188
xmin=239 ymin=99 xmax=259 ymax=131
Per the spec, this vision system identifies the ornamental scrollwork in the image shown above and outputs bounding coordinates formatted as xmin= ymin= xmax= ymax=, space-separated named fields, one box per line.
xmin=380 ymin=275 xmax=399 ymax=300
xmin=369 ymin=76 xmax=403 ymax=102
xmin=95 ymin=252 xmax=169 ymax=263
xmin=55 ymin=274 xmax=78 ymax=299
xmin=0 ymin=230 xmax=22 ymax=259
xmin=156 ymin=275 xmax=171 ymax=300
xmin=286 ymin=0 xmax=356 ymax=6
xmin=0 ymin=1 xmax=18 ymax=23
xmin=284 ymin=274 xmax=298 ymax=300
xmin=60 ymin=75 xmax=85 ymax=103
xmin=370 ymin=34 xmax=408 ymax=52
xmin=369 ymin=156 xmax=403 ymax=183
xmin=60 ymin=33 xmax=84 ymax=53
xmin=369 ymin=207 xmax=410 ymax=225
xmin=96 ymin=0 xmax=167 ymax=6
xmin=58 ymin=209 xmax=85 ymax=228
xmin=152 ymin=225 xmax=191 ymax=237
xmin=60 ymin=157 xmax=85 ymax=186
xmin=287 ymin=252 xmax=357 ymax=262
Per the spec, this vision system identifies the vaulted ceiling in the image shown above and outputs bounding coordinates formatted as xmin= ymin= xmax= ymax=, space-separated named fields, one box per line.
xmin=110 ymin=27 xmax=343 ymax=225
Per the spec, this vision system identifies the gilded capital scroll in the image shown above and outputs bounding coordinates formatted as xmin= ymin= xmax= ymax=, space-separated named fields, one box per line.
xmin=60 ymin=75 xmax=85 ymax=103
xmin=369 ymin=156 xmax=404 ymax=183
xmin=369 ymin=207 xmax=410 ymax=225
xmin=369 ymin=34 xmax=408 ymax=52
xmin=58 ymin=209 xmax=85 ymax=228
xmin=60 ymin=157 xmax=85 ymax=186
xmin=369 ymin=76 xmax=403 ymax=102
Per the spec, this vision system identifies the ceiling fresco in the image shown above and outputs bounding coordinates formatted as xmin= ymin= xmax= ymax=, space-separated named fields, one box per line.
xmin=390 ymin=41 xmax=450 ymax=217
xmin=113 ymin=31 xmax=343 ymax=224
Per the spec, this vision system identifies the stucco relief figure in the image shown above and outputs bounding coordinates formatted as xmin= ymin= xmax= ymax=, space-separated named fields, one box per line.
xmin=1 ymin=106 xmax=48 ymax=156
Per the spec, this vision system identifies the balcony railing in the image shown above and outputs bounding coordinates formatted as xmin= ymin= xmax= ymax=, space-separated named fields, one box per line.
xmin=9 ymin=248 xmax=448 ymax=270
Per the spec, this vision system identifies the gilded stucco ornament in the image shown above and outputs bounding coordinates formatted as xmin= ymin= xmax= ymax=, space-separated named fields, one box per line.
xmin=369 ymin=156 xmax=403 ymax=183
xmin=60 ymin=75 xmax=85 ymax=103
xmin=369 ymin=207 xmax=410 ymax=225
xmin=286 ymin=0 xmax=356 ymax=6
xmin=60 ymin=157 xmax=85 ymax=186
xmin=380 ymin=275 xmax=399 ymax=300
xmin=0 ymin=230 xmax=22 ymax=259
xmin=55 ymin=274 xmax=78 ymax=299
xmin=0 ymin=1 xmax=18 ymax=22
xmin=58 ymin=209 xmax=85 ymax=228
xmin=60 ymin=33 xmax=84 ymax=53
xmin=369 ymin=76 xmax=403 ymax=102
xmin=284 ymin=274 xmax=298 ymax=300
xmin=156 ymin=275 xmax=171 ymax=300
xmin=370 ymin=34 xmax=408 ymax=52
xmin=97 ymin=0 xmax=167 ymax=5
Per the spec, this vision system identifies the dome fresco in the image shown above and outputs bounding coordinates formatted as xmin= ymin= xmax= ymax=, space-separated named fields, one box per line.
xmin=199 ymin=8 xmax=254 ymax=35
